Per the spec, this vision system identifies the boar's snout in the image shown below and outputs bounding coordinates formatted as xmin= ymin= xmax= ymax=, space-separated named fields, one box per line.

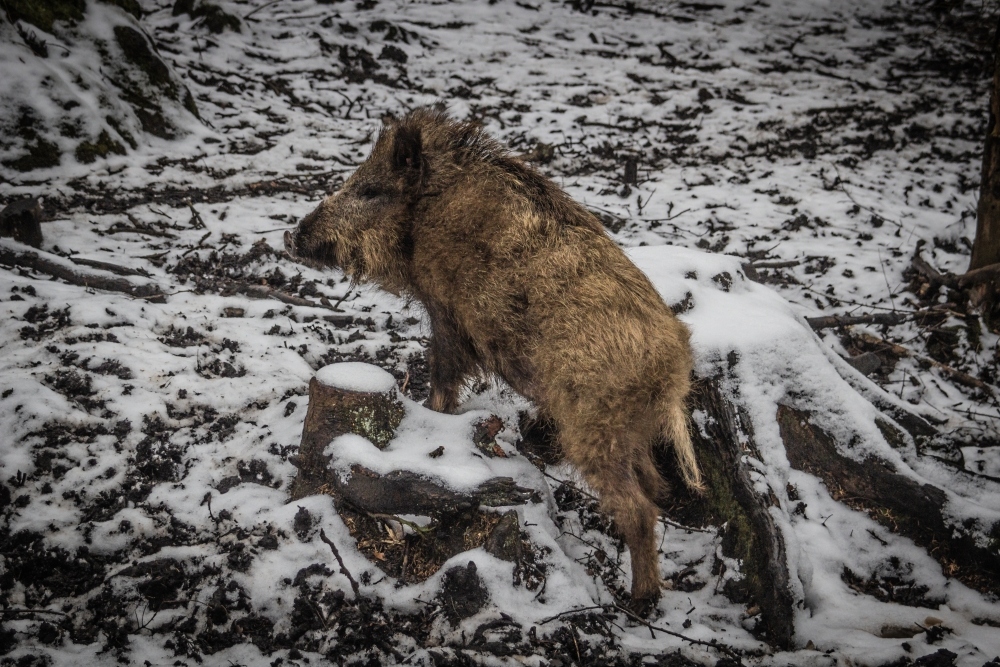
xmin=285 ymin=204 xmax=333 ymax=268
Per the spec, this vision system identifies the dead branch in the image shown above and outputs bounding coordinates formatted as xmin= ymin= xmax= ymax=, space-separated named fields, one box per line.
xmin=749 ymin=259 xmax=801 ymax=269
xmin=108 ymin=220 xmax=178 ymax=239
xmin=69 ymin=256 xmax=150 ymax=277
xmin=213 ymin=277 xmax=338 ymax=311
xmin=0 ymin=241 xmax=164 ymax=301
xmin=612 ymin=603 xmax=746 ymax=665
xmin=958 ymin=261 xmax=1000 ymax=288
xmin=806 ymin=312 xmax=908 ymax=330
xmin=856 ymin=332 xmax=991 ymax=392
xmin=910 ymin=249 xmax=1000 ymax=291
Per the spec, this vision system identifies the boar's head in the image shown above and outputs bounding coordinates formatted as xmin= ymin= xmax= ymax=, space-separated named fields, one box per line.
xmin=285 ymin=115 xmax=427 ymax=294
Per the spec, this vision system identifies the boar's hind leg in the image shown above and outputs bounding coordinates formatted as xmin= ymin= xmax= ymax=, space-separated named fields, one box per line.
xmin=426 ymin=313 xmax=480 ymax=414
xmin=564 ymin=430 xmax=662 ymax=612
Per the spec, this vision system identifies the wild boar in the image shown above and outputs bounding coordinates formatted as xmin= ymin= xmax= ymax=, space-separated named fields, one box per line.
xmin=285 ymin=108 xmax=702 ymax=611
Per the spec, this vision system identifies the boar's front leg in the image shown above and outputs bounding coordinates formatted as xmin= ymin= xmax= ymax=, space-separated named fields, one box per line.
xmin=425 ymin=310 xmax=480 ymax=414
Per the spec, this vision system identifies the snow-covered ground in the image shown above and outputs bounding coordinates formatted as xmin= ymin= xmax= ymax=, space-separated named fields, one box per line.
xmin=1 ymin=0 xmax=998 ymax=665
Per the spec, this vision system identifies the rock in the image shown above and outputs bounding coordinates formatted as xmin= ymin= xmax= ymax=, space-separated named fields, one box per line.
xmin=844 ymin=351 xmax=882 ymax=376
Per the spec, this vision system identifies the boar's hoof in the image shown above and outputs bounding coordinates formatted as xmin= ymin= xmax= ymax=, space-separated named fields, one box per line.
xmin=628 ymin=591 xmax=660 ymax=618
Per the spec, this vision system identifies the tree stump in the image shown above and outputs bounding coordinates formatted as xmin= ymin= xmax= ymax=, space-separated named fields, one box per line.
xmin=0 ymin=198 xmax=43 ymax=248
xmin=288 ymin=362 xmax=537 ymax=584
xmin=658 ymin=374 xmax=998 ymax=649
xmin=289 ymin=362 xmax=405 ymax=501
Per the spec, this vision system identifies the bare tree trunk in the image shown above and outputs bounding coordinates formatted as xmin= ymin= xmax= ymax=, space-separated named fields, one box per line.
xmin=971 ymin=16 xmax=1000 ymax=272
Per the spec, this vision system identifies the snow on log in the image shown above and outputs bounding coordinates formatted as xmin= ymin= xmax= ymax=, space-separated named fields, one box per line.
xmin=632 ymin=245 xmax=1000 ymax=648
xmin=778 ymin=404 xmax=1000 ymax=592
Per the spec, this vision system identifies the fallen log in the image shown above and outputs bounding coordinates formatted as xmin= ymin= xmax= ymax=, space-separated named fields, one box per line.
xmin=324 ymin=466 xmax=536 ymax=516
xmin=805 ymin=312 xmax=907 ymax=330
xmin=69 ymin=256 xmax=151 ymax=277
xmin=0 ymin=239 xmax=164 ymax=301
xmin=212 ymin=276 xmax=339 ymax=312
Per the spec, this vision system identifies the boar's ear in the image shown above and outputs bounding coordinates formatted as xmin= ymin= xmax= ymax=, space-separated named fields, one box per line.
xmin=391 ymin=124 xmax=424 ymax=183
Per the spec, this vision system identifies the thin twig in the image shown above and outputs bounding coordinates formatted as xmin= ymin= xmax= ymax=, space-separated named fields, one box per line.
xmin=750 ymin=259 xmax=801 ymax=269
xmin=613 ymin=604 xmax=746 ymax=664
xmin=319 ymin=529 xmax=361 ymax=599
xmin=537 ymin=605 xmax=609 ymax=624
xmin=658 ymin=515 xmax=711 ymax=534
xmin=331 ymin=288 xmax=353 ymax=310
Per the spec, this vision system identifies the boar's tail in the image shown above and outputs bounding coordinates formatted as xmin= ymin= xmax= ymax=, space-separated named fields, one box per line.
xmin=662 ymin=402 xmax=704 ymax=493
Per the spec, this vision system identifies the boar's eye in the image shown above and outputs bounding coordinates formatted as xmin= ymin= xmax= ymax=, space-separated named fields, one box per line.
xmin=358 ymin=184 xmax=383 ymax=200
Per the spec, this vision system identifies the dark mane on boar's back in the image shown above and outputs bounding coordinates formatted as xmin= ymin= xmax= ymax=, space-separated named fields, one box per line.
xmin=286 ymin=108 xmax=702 ymax=613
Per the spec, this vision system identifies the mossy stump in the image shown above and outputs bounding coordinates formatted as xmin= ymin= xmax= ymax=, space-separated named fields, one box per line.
xmin=289 ymin=363 xmax=536 ymax=585
xmin=289 ymin=363 xmax=404 ymax=501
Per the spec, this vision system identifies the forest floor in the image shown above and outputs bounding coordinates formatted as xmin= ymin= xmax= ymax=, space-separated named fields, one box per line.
xmin=1 ymin=0 xmax=999 ymax=665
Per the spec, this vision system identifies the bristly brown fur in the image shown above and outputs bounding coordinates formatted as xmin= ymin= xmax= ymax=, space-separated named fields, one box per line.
xmin=286 ymin=108 xmax=702 ymax=610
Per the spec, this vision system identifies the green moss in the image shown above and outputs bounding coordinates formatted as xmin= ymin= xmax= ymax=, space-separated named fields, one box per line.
xmin=875 ymin=417 xmax=909 ymax=450
xmin=182 ymin=89 xmax=200 ymax=119
xmin=96 ymin=0 xmax=141 ymax=18
xmin=113 ymin=25 xmax=175 ymax=93
xmin=105 ymin=115 xmax=137 ymax=149
xmin=699 ymin=450 xmax=765 ymax=602
xmin=4 ymin=138 xmax=61 ymax=171
xmin=195 ymin=3 xmax=240 ymax=34
xmin=344 ymin=399 xmax=404 ymax=449
xmin=74 ymin=129 xmax=126 ymax=163
xmin=3 ymin=0 xmax=86 ymax=32
xmin=171 ymin=0 xmax=240 ymax=33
